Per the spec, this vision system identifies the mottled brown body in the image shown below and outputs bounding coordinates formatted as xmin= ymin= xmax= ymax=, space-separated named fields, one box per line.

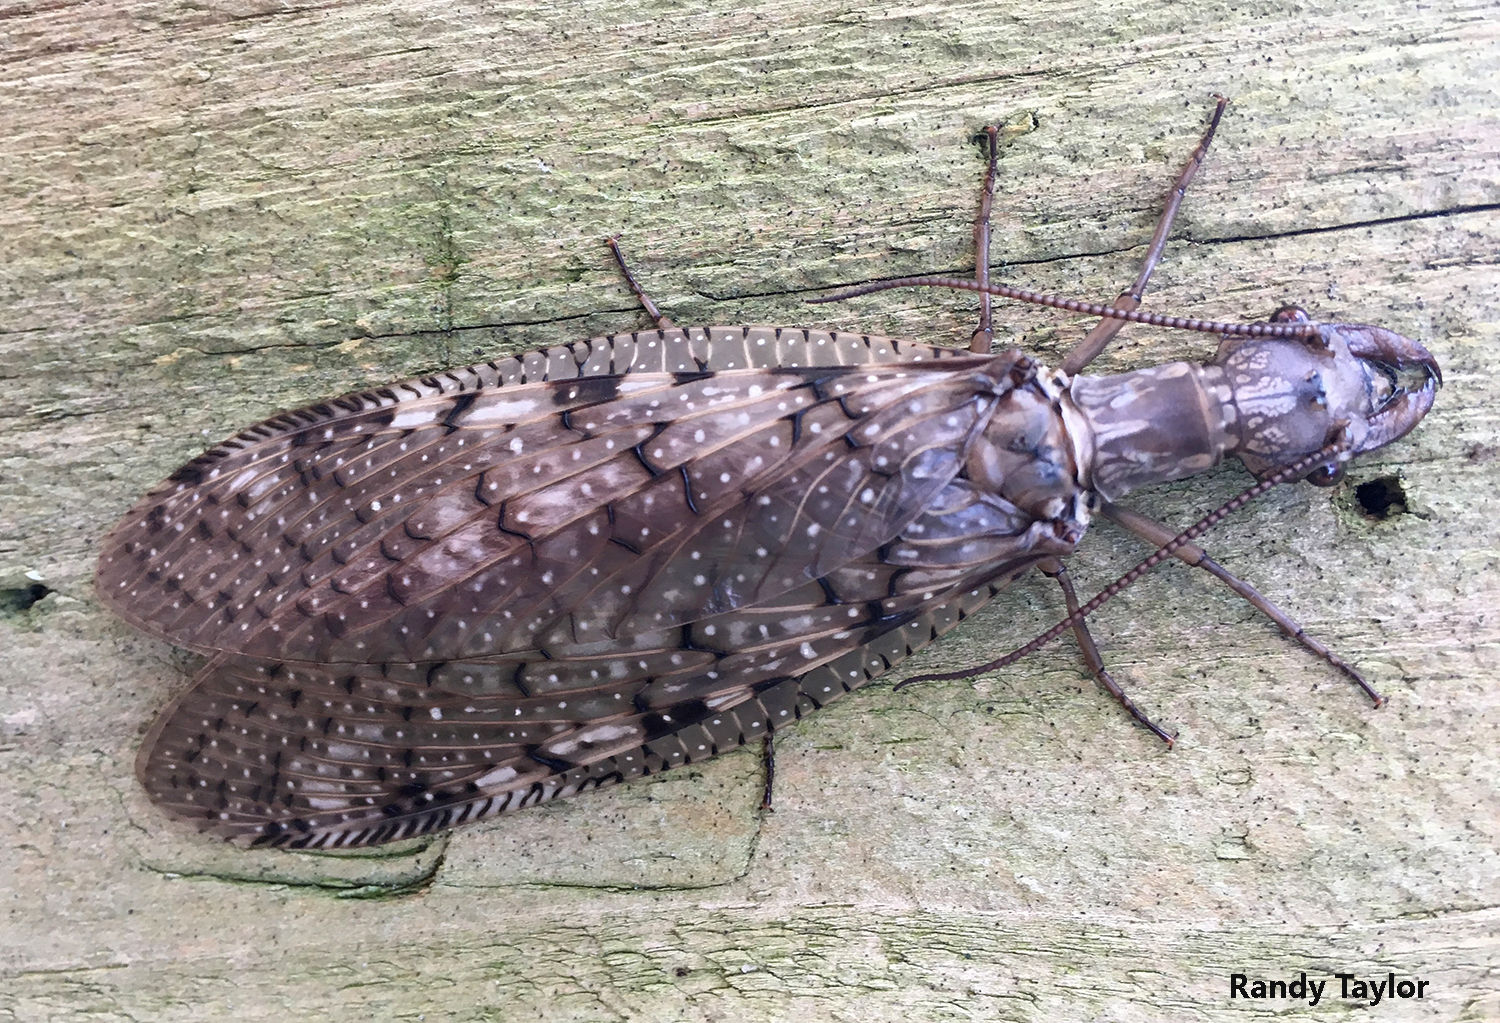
xmin=97 ymin=104 xmax=1439 ymax=848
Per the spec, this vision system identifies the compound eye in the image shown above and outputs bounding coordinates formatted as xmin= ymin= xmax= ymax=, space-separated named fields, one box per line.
xmin=1306 ymin=464 xmax=1345 ymax=487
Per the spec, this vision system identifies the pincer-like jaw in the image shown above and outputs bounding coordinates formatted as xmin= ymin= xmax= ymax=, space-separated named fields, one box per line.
xmin=1215 ymin=306 xmax=1441 ymax=484
xmin=1326 ymin=320 xmax=1442 ymax=456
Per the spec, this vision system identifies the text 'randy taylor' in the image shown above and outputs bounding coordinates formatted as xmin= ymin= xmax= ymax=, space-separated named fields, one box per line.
xmin=1230 ymin=972 xmax=1427 ymax=1006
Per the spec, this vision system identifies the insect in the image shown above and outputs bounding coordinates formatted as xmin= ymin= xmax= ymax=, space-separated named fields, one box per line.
xmin=98 ymin=98 xmax=1439 ymax=849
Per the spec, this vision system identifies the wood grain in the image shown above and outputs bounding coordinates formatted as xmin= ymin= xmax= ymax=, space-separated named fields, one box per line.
xmin=2 ymin=1 xmax=1496 ymax=1020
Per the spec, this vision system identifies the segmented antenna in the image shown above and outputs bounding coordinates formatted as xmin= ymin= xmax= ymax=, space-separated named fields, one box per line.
xmin=812 ymin=276 xmax=1322 ymax=339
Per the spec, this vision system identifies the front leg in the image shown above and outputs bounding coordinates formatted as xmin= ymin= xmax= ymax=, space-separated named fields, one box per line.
xmin=1061 ymin=96 xmax=1228 ymax=375
xmin=1101 ymin=501 xmax=1384 ymax=706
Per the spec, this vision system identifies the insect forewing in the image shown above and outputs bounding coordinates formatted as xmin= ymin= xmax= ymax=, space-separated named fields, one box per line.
xmin=98 ymin=330 xmax=1001 ymax=664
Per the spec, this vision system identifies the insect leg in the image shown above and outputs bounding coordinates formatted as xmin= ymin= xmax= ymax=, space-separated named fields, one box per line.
xmin=605 ymin=235 xmax=679 ymax=329
xmin=969 ymin=125 xmax=1001 ymax=354
xmin=1060 ymin=96 xmax=1229 ymax=375
xmin=1039 ymin=556 xmax=1176 ymax=745
xmin=759 ymin=733 xmax=776 ymax=812
xmin=1101 ymin=501 xmax=1385 ymax=706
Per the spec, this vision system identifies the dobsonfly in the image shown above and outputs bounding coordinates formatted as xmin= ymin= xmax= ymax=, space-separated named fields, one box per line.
xmin=97 ymin=98 xmax=1440 ymax=849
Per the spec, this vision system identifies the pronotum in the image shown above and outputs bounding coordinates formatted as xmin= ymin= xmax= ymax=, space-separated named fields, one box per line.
xmin=98 ymin=99 xmax=1440 ymax=849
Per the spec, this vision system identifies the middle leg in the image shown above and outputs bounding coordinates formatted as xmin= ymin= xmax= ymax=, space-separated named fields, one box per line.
xmin=606 ymin=235 xmax=679 ymax=330
xmin=970 ymin=125 xmax=1001 ymax=354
